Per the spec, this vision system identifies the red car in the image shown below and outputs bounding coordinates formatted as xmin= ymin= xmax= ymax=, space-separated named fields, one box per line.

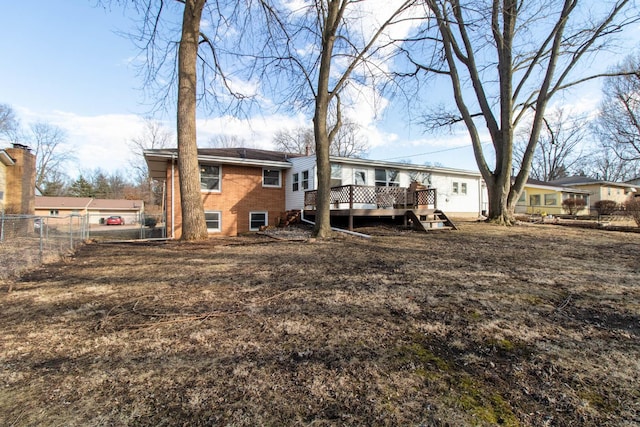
xmin=105 ymin=216 xmax=125 ymax=225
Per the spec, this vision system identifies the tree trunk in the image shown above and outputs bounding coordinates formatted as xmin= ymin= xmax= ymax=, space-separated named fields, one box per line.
xmin=177 ymin=0 xmax=208 ymax=241
xmin=313 ymin=106 xmax=333 ymax=238
xmin=486 ymin=174 xmax=515 ymax=225
xmin=311 ymin=1 xmax=343 ymax=239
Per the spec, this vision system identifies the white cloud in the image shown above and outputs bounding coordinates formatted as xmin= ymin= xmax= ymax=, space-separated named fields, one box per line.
xmin=13 ymin=107 xmax=147 ymax=178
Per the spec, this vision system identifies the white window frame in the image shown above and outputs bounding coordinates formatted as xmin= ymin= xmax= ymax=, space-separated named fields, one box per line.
xmin=354 ymin=170 xmax=367 ymax=186
xmin=292 ymin=173 xmax=299 ymax=192
xmin=205 ymin=211 xmax=221 ymax=232
xmin=375 ymin=169 xmax=400 ymax=187
xmin=452 ymin=182 xmax=459 ymax=194
xmin=330 ymin=164 xmax=342 ymax=187
xmin=200 ymin=164 xmax=221 ymax=193
xmin=301 ymin=170 xmax=310 ymax=190
xmin=249 ymin=211 xmax=268 ymax=231
xmin=461 ymin=182 xmax=467 ymax=195
xmin=263 ymin=169 xmax=281 ymax=188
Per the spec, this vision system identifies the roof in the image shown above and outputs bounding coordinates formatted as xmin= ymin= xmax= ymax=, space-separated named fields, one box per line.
xmin=0 ymin=149 xmax=15 ymax=166
xmin=88 ymin=199 xmax=143 ymax=210
xmin=549 ymin=176 xmax=637 ymax=189
xmin=144 ymin=148 xmax=300 ymax=180
xmin=36 ymin=197 xmax=144 ymax=211
xmin=524 ymin=178 xmax=590 ymax=194
xmin=291 ymin=154 xmax=482 ymax=177
xmin=36 ymin=196 xmax=93 ymax=209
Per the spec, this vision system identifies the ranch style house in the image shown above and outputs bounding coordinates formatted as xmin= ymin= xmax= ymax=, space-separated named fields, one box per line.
xmin=144 ymin=148 xmax=488 ymax=238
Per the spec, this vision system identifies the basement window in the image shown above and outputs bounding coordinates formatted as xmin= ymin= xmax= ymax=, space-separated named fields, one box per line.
xmin=250 ymin=212 xmax=268 ymax=231
xmin=205 ymin=211 xmax=221 ymax=232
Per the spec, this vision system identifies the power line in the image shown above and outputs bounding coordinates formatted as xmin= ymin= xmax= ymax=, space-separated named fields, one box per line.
xmin=381 ymin=141 xmax=491 ymax=161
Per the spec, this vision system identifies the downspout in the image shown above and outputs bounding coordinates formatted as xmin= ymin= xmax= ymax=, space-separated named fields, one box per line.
xmin=171 ymin=154 xmax=176 ymax=239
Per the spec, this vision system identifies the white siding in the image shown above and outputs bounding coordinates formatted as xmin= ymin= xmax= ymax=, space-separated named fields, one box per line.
xmin=284 ymin=155 xmax=486 ymax=217
xmin=285 ymin=156 xmax=317 ymax=210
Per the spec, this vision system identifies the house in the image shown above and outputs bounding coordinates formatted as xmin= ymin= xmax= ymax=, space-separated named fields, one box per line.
xmin=515 ymin=178 xmax=590 ymax=216
xmin=144 ymin=147 xmax=487 ymax=238
xmin=0 ymin=144 xmax=36 ymax=214
xmin=549 ymin=176 xmax=637 ymax=210
xmin=35 ymin=197 xmax=144 ymax=224
xmin=289 ymin=154 xmax=486 ymax=229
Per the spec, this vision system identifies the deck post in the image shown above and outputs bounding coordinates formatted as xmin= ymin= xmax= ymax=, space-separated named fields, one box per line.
xmin=349 ymin=185 xmax=354 ymax=231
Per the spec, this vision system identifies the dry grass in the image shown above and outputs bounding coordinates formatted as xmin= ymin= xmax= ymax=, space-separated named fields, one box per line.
xmin=1 ymin=222 xmax=639 ymax=426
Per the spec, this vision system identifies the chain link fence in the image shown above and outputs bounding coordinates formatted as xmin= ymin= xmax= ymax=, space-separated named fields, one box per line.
xmin=0 ymin=211 xmax=166 ymax=280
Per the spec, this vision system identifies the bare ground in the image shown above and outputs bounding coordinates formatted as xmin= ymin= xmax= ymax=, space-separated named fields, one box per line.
xmin=1 ymin=222 xmax=639 ymax=426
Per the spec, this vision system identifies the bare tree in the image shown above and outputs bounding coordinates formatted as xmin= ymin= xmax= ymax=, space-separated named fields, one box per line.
xmin=579 ymin=144 xmax=639 ymax=181
xmin=255 ymin=0 xmax=418 ymax=237
xmin=22 ymin=122 xmax=76 ymax=191
xmin=515 ymin=108 xmax=588 ymax=181
xmin=206 ymin=134 xmax=253 ymax=148
xmin=0 ymin=104 xmax=19 ymax=138
xmin=593 ymin=53 xmax=640 ymax=162
xmin=332 ymin=119 xmax=369 ymax=158
xmin=401 ymin=0 xmax=639 ymax=224
xmin=273 ymin=128 xmax=315 ymax=155
xmin=273 ymin=119 xmax=368 ymax=158
xmin=129 ymin=117 xmax=173 ymax=179
xmin=129 ymin=117 xmax=173 ymax=206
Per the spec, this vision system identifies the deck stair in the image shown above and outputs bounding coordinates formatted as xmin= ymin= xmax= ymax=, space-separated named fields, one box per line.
xmin=406 ymin=210 xmax=458 ymax=232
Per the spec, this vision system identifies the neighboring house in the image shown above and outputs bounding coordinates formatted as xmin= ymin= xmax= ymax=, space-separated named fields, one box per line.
xmin=35 ymin=197 xmax=144 ymax=224
xmin=549 ymin=176 xmax=637 ymax=210
xmin=0 ymin=148 xmax=14 ymax=211
xmin=144 ymin=147 xmax=487 ymax=238
xmin=0 ymin=144 xmax=36 ymax=214
xmin=515 ymin=179 xmax=590 ymax=216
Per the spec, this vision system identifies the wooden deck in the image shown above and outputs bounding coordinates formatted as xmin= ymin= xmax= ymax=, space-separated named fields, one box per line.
xmin=303 ymin=185 xmax=455 ymax=232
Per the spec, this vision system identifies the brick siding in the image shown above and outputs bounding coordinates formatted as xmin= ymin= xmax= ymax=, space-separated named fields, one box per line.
xmin=166 ymin=162 xmax=286 ymax=237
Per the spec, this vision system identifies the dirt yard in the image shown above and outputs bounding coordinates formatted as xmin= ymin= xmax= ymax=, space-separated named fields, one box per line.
xmin=1 ymin=222 xmax=638 ymax=426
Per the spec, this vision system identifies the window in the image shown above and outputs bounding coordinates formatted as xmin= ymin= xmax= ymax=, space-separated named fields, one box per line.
xmin=250 ymin=212 xmax=268 ymax=231
xmin=263 ymin=169 xmax=281 ymax=187
xmin=49 ymin=209 xmax=59 ymax=216
xmin=302 ymin=170 xmax=310 ymax=189
xmin=375 ymin=169 xmax=400 ymax=187
xmin=517 ymin=191 xmax=526 ymax=205
xmin=461 ymin=183 xmax=467 ymax=195
xmin=200 ymin=165 xmax=221 ymax=191
xmin=544 ymin=194 xmax=558 ymax=206
xmin=530 ymin=195 xmax=541 ymax=206
xmin=292 ymin=173 xmax=299 ymax=191
xmin=330 ymin=164 xmax=342 ymax=187
xmin=205 ymin=211 xmax=221 ymax=232
xmin=354 ymin=170 xmax=366 ymax=186
xmin=452 ymin=182 xmax=459 ymax=194
xmin=409 ymin=171 xmax=431 ymax=186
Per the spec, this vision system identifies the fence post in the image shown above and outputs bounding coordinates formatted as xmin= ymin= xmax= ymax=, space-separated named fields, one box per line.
xmin=39 ymin=216 xmax=44 ymax=262
xmin=69 ymin=215 xmax=73 ymax=250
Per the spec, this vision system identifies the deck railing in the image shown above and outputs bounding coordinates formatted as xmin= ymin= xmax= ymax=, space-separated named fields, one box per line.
xmin=304 ymin=185 xmax=436 ymax=210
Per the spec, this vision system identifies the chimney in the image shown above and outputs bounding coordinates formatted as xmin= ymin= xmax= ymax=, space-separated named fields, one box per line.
xmin=305 ymin=144 xmax=310 ymax=156
xmin=5 ymin=145 xmax=36 ymax=214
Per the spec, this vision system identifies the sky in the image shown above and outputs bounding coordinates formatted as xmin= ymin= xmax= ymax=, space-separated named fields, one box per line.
xmin=1 ymin=1 xmax=638 ymax=180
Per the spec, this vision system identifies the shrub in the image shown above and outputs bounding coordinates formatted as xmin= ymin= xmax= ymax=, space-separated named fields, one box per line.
xmin=561 ymin=198 xmax=587 ymax=215
xmin=594 ymin=200 xmax=619 ymax=216
xmin=625 ymin=198 xmax=640 ymax=227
